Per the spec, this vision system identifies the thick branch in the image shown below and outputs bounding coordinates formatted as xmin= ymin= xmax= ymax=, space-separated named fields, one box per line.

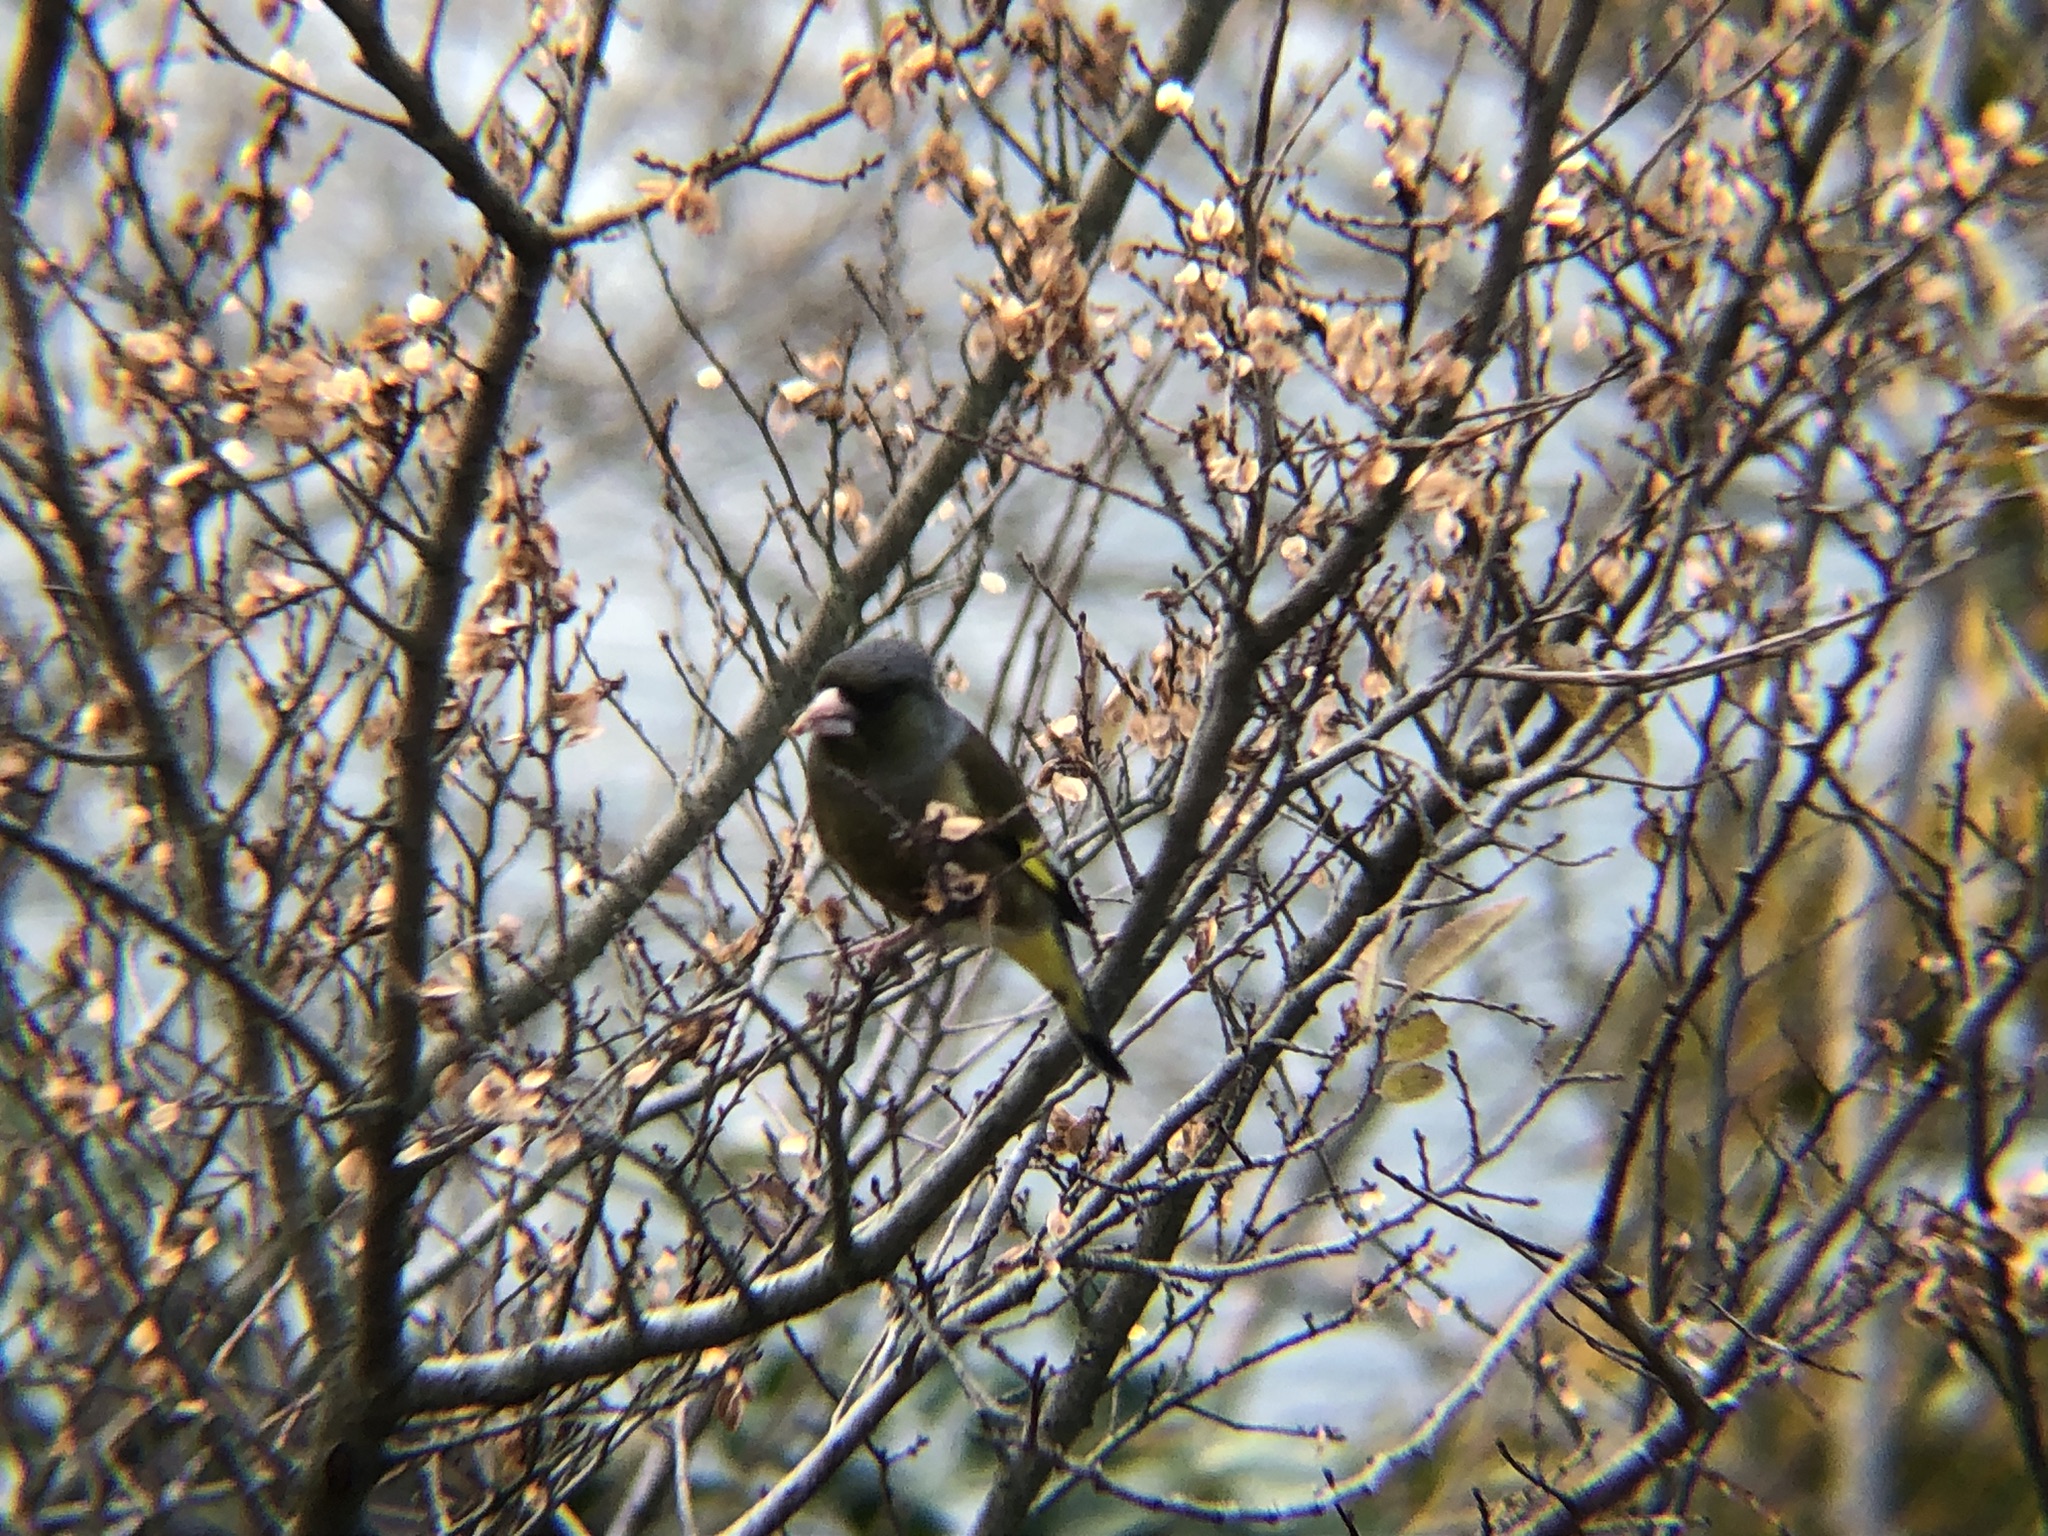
xmin=3 ymin=0 xmax=70 ymax=206
xmin=292 ymin=5 xmax=619 ymax=1528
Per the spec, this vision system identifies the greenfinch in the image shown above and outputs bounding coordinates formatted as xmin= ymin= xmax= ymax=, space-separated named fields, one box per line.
xmin=790 ymin=637 xmax=1128 ymax=1081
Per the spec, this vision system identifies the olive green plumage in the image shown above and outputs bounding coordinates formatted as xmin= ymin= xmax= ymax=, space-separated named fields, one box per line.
xmin=790 ymin=636 xmax=1128 ymax=1082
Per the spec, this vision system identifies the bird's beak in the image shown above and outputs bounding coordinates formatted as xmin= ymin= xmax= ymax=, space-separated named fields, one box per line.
xmin=789 ymin=686 xmax=857 ymax=739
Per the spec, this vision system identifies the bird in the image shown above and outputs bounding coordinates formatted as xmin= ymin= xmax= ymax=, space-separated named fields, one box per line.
xmin=789 ymin=635 xmax=1129 ymax=1082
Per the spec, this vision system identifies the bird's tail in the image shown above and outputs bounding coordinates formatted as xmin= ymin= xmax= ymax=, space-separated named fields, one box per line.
xmin=1067 ymin=1009 xmax=1132 ymax=1083
xmin=996 ymin=923 xmax=1130 ymax=1083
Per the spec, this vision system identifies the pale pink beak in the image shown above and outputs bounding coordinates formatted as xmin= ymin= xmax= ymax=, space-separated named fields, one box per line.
xmin=789 ymin=686 xmax=857 ymax=739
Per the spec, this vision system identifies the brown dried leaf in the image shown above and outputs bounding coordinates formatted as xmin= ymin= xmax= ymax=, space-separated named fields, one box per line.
xmin=1347 ymin=932 xmax=1385 ymax=999
xmin=467 ymin=1067 xmax=518 ymax=1120
xmin=1530 ymin=640 xmax=1600 ymax=720
xmin=335 ymin=1147 xmax=372 ymax=1192
xmin=544 ymin=1124 xmax=581 ymax=1162
xmin=714 ymin=1359 xmax=752 ymax=1431
xmin=1634 ymin=815 xmax=1669 ymax=862
xmin=1971 ymin=390 xmax=2048 ymax=430
xmin=1401 ymin=897 xmax=1528 ymax=991
xmin=927 ymin=801 xmax=985 ymax=841
xmin=644 ymin=175 xmax=718 ymax=233
xmin=356 ymin=312 xmax=412 ymax=352
xmin=120 ymin=330 xmax=180 ymax=366
xmin=1613 ymin=711 xmax=1656 ymax=778
xmin=1626 ymin=366 xmax=1697 ymax=423
xmin=623 ymin=1056 xmax=663 ymax=1090
xmin=548 ymin=684 xmax=606 ymax=744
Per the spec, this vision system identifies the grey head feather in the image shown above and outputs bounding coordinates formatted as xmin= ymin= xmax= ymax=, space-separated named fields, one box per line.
xmin=816 ymin=636 xmax=940 ymax=695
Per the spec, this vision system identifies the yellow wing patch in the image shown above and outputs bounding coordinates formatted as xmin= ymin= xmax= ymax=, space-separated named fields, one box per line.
xmin=1019 ymin=838 xmax=1061 ymax=894
xmin=933 ymin=750 xmax=1071 ymax=901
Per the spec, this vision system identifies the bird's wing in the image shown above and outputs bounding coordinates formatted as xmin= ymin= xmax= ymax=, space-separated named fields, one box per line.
xmin=805 ymin=745 xmax=941 ymax=922
xmin=939 ymin=721 xmax=1089 ymax=931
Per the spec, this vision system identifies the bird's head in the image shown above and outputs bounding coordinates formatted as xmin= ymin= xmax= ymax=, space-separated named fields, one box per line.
xmin=789 ymin=637 xmax=960 ymax=782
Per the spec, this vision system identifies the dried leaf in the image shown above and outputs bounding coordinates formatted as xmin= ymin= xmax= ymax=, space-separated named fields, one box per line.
xmin=544 ymin=1124 xmax=581 ymax=1162
xmin=121 ymin=330 xmax=180 ymax=366
xmin=1531 ymin=640 xmax=1598 ymax=719
xmin=1971 ymin=390 xmax=2048 ymax=430
xmin=1167 ymin=1111 xmax=1213 ymax=1167
xmin=467 ymin=1066 xmax=518 ymax=1119
xmin=850 ymin=73 xmax=893 ymax=130
xmin=1633 ymin=815 xmax=1668 ymax=862
xmin=1099 ymin=692 xmax=1131 ymax=750
xmin=1401 ymin=897 xmax=1529 ymax=991
xmin=623 ymin=1056 xmax=662 ymax=1090
xmin=335 ymin=1147 xmax=371 ymax=1192
xmin=548 ymin=684 xmax=606 ymax=744
xmin=928 ymin=802 xmax=985 ymax=841
xmin=1612 ymin=710 xmax=1656 ymax=777
xmin=1347 ymin=932 xmax=1385 ymax=997
xmin=714 ymin=1360 xmax=752 ymax=1430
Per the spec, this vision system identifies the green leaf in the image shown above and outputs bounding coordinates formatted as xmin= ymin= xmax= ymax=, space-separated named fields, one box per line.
xmin=1381 ymin=1062 xmax=1446 ymax=1103
xmin=1383 ymin=1009 xmax=1449 ymax=1062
